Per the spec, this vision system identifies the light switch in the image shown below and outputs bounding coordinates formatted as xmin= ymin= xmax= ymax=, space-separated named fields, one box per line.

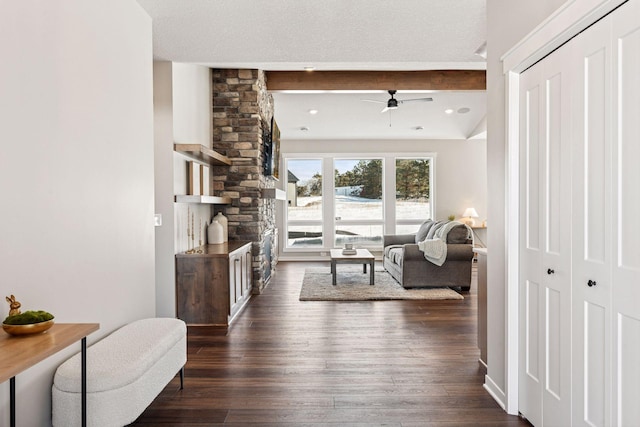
xmin=154 ymin=214 xmax=162 ymax=227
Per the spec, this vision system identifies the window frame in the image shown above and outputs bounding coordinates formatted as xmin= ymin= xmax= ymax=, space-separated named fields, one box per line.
xmin=282 ymin=152 xmax=436 ymax=253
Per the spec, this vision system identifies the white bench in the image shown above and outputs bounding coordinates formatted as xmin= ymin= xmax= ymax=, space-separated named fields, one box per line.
xmin=52 ymin=317 xmax=187 ymax=427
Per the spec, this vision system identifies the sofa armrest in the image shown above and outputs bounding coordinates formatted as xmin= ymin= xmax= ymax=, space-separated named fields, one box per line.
xmin=383 ymin=234 xmax=415 ymax=247
xmin=400 ymin=244 xmax=425 ymax=261
xmin=446 ymin=244 xmax=474 ymax=261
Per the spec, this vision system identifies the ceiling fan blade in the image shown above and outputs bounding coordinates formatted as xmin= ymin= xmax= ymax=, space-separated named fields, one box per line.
xmin=398 ymin=97 xmax=433 ymax=104
xmin=361 ymin=99 xmax=385 ymax=104
xmin=381 ymin=106 xmax=390 ymax=113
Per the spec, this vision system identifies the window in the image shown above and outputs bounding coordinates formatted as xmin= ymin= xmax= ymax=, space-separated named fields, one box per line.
xmin=395 ymin=158 xmax=433 ymax=234
xmin=334 ymin=159 xmax=384 ymax=247
xmin=285 ymin=159 xmax=323 ymax=247
xmin=283 ymin=153 xmax=435 ymax=252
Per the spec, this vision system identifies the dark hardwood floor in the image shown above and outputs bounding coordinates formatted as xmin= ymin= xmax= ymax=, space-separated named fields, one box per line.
xmin=132 ymin=261 xmax=530 ymax=426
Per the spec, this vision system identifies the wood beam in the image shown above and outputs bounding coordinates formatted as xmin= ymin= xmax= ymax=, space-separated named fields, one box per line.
xmin=265 ymin=70 xmax=486 ymax=91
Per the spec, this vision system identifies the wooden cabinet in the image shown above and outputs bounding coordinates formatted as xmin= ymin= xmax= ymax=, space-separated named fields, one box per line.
xmin=176 ymin=241 xmax=252 ymax=327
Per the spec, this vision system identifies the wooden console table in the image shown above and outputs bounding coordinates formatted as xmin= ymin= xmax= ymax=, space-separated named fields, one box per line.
xmin=0 ymin=323 xmax=99 ymax=427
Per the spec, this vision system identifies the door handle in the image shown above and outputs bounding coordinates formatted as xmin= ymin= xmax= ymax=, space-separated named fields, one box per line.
xmin=547 ymin=268 xmax=555 ymax=275
xmin=588 ymin=279 xmax=597 ymax=287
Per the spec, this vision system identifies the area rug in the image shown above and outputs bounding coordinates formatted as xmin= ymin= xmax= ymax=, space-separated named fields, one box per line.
xmin=299 ymin=267 xmax=464 ymax=301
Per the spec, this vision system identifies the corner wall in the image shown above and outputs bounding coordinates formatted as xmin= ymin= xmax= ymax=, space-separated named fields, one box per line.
xmin=0 ymin=1 xmax=155 ymax=425
xmin=486 ymin=0 xmax=569 ymax=409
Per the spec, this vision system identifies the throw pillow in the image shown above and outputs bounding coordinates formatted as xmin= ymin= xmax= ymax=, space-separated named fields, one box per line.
xmin=414 ymin=220 xmax=434 ymax=243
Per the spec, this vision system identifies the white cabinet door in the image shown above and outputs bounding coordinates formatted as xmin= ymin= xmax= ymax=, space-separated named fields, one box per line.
xmin=611 ymin=2 xmax=640 ymax=425
xmin=571 ymin=14 xmax=613 ymax=427
xmin=519 ymin=41 xmax=573 ymax=427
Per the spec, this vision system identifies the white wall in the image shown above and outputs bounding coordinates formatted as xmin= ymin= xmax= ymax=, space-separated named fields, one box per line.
xmin=0 ymin=1 xmax=154 ymax=425
xmin=153 ymin=62 xmax=214 ymax=317
xmin=172 ymin=64 xmax=213 ymax=254
xmin=485 ymin=0 xmax=570 ymax=409
xmin=153 ymin=62 xmax=176 ymax=318
xmin=280 ymin=138 xmax=487 ymax=257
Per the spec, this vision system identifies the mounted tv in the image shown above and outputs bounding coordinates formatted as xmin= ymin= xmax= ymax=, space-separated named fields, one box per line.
xmin=263 ymin=117 xmax=280 ymax=180
xmin=271 ymin=118 xmax=281 ymax=180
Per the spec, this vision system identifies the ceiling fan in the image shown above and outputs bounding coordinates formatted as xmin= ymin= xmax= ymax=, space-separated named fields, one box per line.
xmin=362 ymin=90 xmax=433 ymax=113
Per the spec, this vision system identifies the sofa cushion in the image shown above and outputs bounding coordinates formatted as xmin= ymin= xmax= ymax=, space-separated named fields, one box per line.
xmin=414 ymin=220 xmax=434 ymax=243
xmin=387 ymin=247 xmax=404 ymax=266
xmin=384 ymin=244 xmax=403 ymax=258
xmin=446 ymin=224 xmax=470 ymax=244
xmin=426 ymin=220 xmax=447 ymax=239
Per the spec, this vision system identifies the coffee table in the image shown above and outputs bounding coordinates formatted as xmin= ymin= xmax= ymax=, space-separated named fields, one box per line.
xmin=330 ymin=248 xmax=375 ymax=286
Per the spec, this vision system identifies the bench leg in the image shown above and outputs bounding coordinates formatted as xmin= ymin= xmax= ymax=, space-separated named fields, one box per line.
xmin=179 ymin=366 xmax=185 ymax=390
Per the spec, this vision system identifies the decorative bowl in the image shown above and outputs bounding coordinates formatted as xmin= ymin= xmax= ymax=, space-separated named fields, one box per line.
xmin=2 ymin=319 xmax=55 ymax=336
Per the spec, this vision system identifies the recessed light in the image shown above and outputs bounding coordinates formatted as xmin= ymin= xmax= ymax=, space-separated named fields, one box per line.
xmin=300 ymin=126 xmax=310 ymax=131
xmin=308 ymin=109 xmax=319 ymax=115
xmin=304 ymin=66 xmax=315 ymax=72
xmin=457 ymin=107 xmax=471 ymax=114
xmin=444 ymin=109 xmax=454 ymax=115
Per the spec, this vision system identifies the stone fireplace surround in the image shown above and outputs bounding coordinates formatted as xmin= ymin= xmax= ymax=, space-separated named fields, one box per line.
xmin=210 ymin=68 xmax=277 ymax=294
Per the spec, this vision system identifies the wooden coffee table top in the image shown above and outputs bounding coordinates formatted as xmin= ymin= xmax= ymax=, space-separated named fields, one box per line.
xmin=330 ymin=248 xmax=374 ymax=261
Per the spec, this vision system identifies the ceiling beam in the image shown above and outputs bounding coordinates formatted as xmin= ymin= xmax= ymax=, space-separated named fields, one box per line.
xmin=266 ymin=70 xmax=485 ymax=91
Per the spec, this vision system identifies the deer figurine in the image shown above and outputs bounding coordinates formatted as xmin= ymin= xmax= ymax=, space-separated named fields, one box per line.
xmin=6 ymin=295 xmax=21 ymax=316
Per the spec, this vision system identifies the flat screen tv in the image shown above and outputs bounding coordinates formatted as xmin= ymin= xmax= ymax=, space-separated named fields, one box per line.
xmin=271 ymin=118 xmax=281 ymax=180
xmin=263 ymin=117 xmax=280 ymax=180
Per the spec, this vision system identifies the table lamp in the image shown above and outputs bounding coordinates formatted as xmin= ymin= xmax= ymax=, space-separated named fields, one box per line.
xmin=462 ymin=207 xmax=479 ymax=226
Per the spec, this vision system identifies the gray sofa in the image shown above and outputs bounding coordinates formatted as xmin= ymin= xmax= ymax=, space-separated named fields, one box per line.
xmin=383 ymin=220 xmax=474 ymax=291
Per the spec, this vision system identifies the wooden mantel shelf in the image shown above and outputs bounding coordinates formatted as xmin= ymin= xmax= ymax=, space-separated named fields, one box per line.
xmin=174 ymin=144 xmax=231 ymax=166
xmin=174 ymin=195 xmax=232 ymax=204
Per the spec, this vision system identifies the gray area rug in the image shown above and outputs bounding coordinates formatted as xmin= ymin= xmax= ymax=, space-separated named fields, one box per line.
xmin=299 ymin=267 xmax=464 ymax=301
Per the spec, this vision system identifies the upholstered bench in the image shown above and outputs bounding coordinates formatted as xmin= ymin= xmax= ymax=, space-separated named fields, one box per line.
xmin=52 ymin=317 xmax=187 ymax=427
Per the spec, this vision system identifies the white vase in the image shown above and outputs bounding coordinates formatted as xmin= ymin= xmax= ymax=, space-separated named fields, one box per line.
xmin=213 ymin=212 xmax=228 ymax=242
xmin=207 ymin=220 xmax=224 ymax=244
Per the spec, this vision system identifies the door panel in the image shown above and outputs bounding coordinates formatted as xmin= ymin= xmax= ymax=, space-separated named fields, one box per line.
xmin=526 ymin=280 xmax=541 ymax=381
xmin=611 ymin=3 xmax=640 ymax=425
xmin=585 ymin=301 xmax=607 ymax=426
xmin=519 ymin=44 xmax=572 ymax=426
xmin=584 ymin=47 xmax=608 ymax=265
xmin=540 ymin=47 xmax=572 ymax=427
xmin=571 ymin=15 xmax=612 ymax=427
xmin=519 ymin=61 xmax=543 ymax=427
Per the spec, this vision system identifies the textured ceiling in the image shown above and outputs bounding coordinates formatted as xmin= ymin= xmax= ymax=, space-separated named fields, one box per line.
xmin=136 ymin=0 xmax=487 ymax=139
xmin=136 ymin=0 xmax=486 ymax=71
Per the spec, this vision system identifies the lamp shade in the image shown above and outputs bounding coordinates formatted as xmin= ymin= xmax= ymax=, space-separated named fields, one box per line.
xmin=462 ymin=208 xmax=479 ymax=218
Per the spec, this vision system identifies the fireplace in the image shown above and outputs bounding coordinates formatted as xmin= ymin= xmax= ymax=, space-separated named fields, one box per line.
xmin=262 ymin=228 xmax=278 ymax=285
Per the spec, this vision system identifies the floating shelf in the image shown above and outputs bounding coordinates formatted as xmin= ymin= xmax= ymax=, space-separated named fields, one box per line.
xmin=174 ymin=144 xmax=231 ymax=166
xmin=174 ymin=195 xmax=232 ymax=204
xmin=261 ymin=188 xmax=286 ymax=200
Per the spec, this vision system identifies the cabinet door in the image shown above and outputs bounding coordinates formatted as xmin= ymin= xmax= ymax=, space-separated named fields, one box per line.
xmin=244 ymin=247 xmax=253 ymax=295
xmin=234 ymin=252 xmax=243 ymax=302
xmin=611 ymin=3 xmax=640 ymax=425
xmin=571 ymin=15 xmax=613 ymax=427
xmin=519 ymin=39 xmax=572 ymax=427
xmin=229 ymin=253 xmax=239 ymax=312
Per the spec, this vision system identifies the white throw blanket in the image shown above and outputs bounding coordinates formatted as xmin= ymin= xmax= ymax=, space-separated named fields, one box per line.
xmin=417 ymin=221 xmax=472 ymax=266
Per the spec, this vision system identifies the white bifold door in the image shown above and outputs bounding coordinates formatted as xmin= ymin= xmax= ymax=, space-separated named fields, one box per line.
xmin=518 ymin=31 xmax=572 ymax=427
xmin=518 ymin=1 xmax=640 ymax=425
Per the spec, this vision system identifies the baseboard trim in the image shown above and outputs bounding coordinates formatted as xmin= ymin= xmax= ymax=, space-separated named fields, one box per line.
xmin=484 ymin=374 xmax=507 ymax=411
